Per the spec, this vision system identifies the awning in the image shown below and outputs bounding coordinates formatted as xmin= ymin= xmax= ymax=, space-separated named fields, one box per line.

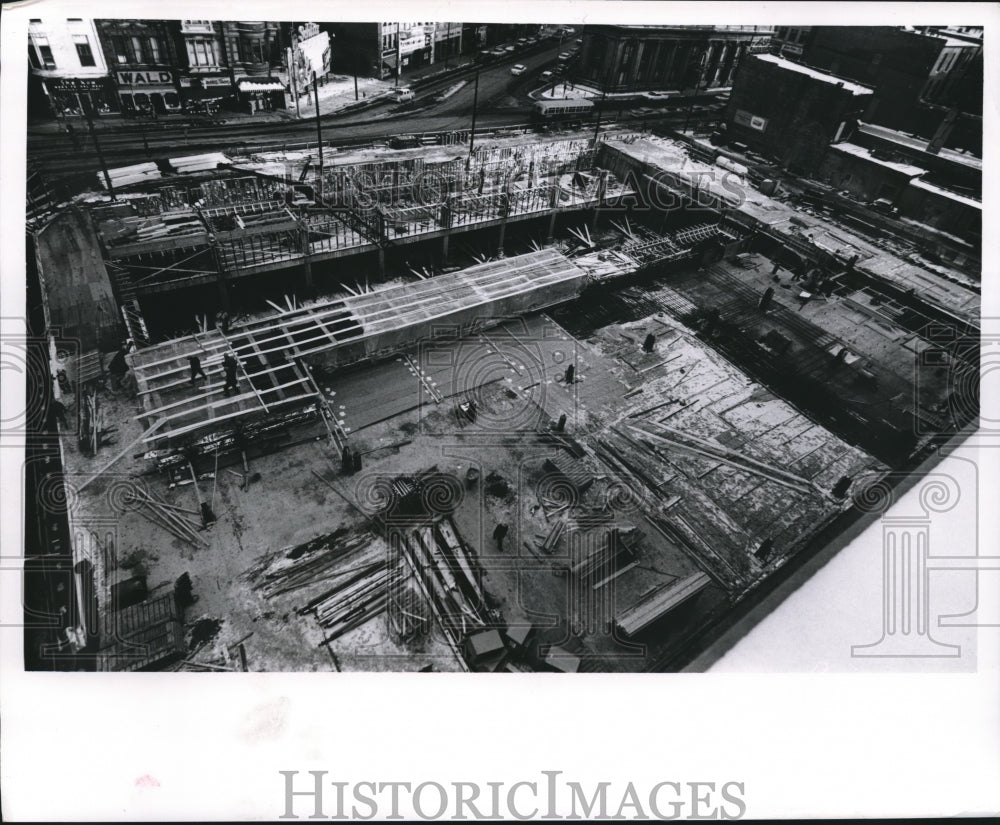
xmin=238 ymin=79 xmax=285 ymax=93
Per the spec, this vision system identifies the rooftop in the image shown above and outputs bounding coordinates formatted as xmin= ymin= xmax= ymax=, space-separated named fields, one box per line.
xmin=856 ymin=121 xmax=983 ymax=171
xmin=828 ymin=142 xmax=928 ymax=177
xmin=752 ymin=54 xmax=874 ymax=96
xmin=908 ymin=177 xmax=982 ymax=210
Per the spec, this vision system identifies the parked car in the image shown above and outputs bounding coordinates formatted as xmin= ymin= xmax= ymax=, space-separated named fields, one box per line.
xmin=391 ymin=87 xmax=415 ymax=102
xmin=557 ymin=52 xmax=571 ymax=62
xmin=870 ymin=198 xmax=899 ymax=216
xmin=540 ymin=70 xmax=554 ymax=80
xmin=389 ymin=135 xmax=420 ymax=149
xmin=502 ymin=44 xmax=517 ymax=53
xmin=516 ymin=38 xmax=529 ymax=47
xmin=511 ymin=64 xmax=527 ymax=76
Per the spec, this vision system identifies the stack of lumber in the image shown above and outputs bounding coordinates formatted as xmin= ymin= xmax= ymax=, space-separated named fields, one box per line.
xmin=386 ymin=584 xmax=431 ymax=643
xmin=543 ymin=456 xmax=595 ymax=496
xmin=614 ymin=571 xmax=711 ymax=637
xmin=252 ymin=532 xmax=374 ymax=599
xmin=311 ymin=560 xmax=402 ymax=644
xmin=553 ymin=526 xmax=637 ymax=582
xmin=169 ymin=153 xmax=230 ymax=173
xmin=124 ymin=485 xmax=209 ymax=548
xmin=395 ymin=516 xmax=489 ymax=656
xmin=98 ymin=162 xmax=161 ymax=189
xmin=100 ymin=209 xmax=205 ymax=247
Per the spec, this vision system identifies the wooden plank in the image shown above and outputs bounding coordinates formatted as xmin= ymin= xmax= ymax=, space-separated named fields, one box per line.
xmin=76 ymin=420 xmax=166 ymax=493
xmin=614 ymin=571 xmax=711 ymax=636
xmin=148 ymin=392 xmax=317 ymax=443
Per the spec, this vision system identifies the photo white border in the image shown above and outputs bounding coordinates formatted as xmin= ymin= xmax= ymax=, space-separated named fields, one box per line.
xmin=2 ymin=1 xmax=998 ymax=819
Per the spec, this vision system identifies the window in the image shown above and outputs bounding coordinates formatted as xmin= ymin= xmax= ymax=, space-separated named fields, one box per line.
xmin=147 ymin=37 xmax=161 ymax=63
xmin=74 ymin=35 xmax=96 ymax=67
xmin=110 ymin=35 xmax=129 ymax=64
xmin=131 ymin=36 xmax=145 ymax=63
xmin=186 ymin=38 xmax=219 ymax=67
xmin=28 ymin=43 xmax=41 ymax=69
xmin=33 ymin=36 xmax=55 ymax=68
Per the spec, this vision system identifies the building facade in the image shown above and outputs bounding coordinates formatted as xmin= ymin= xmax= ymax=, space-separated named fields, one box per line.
xmin=94 ymin=19 xmax=186 ymax=115
xmin=576 ymin=25 xmax=773 ymax=95
xmin=433 ymin=22 xmax=463 ymax=65
xmin=28 ymin=17 xmax=119 ymax=117
xmin=767 ymin=26 xmax=982 ymax=129
xmin=219 ymin=21 xmax=289 ymax=112
xmin=723 ymin=54 xmax=874 ymax=173
xmin=175 ymin=20 xmax=235 ymax=112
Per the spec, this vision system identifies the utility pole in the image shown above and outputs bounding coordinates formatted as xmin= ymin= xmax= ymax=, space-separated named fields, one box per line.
xmin=288 ymin=47 xmax=301 ymax=118
xmin=354 ymin=50 xmax=359 ymax=100
xmin=592 ymin=88 xmax=607 ymax=146
xmin=445 ymin=22 xmax=451 ymax=69
xmin=78 ymin=81 xmax=114 ymax=197
xmin=313 ymin=71 xmax=323 ymax=203
xmin=469 ymin=66 xmax=480 ymax=156
xmin=395 ymin=23 xmax=401 ymax=88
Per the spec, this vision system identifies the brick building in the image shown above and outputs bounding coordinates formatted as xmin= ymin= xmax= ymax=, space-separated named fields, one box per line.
xmin=94 ymin=19 xmax=186 ymax=115
xmin=723 ymin=54 xmax=873 ymax=173
xmin=770 ymin=26 xmax=982 ymax=127
xmin=28 ymin=17 xmax=118 ymax=117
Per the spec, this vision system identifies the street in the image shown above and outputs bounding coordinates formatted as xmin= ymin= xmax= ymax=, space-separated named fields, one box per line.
xmin=27 ymin=41 xmax=719 ymax=180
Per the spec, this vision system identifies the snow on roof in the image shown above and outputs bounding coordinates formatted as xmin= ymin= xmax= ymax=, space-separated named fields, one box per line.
xmin=828 ymin=142 xmax=928 ymax=177
xmin=908 ymin=178 xmax=982 ymax=210
xmin=855 ymin=121 xmax=983 ymax=170
xmin=753 ymin=54 xmax=874 ymax=95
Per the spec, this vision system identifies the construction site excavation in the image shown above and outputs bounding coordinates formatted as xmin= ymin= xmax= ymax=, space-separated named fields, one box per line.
xmin=26 ymin=107 xmax=980 ymax=672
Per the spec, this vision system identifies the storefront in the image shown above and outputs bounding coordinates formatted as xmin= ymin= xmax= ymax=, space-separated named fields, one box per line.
xmin=180 ymin=74 xmax=236 ymax=113
xmin=43 ymin=76 xmax=119 ymax=117
xmin=236 ymin=78 xmax=287 ymax=114
xmin=114 ymin=68 xmax=182 ymax=115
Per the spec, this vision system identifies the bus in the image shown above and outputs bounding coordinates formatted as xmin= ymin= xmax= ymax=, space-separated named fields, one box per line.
xmin=532 ymin=98 xmax=595 ymax=124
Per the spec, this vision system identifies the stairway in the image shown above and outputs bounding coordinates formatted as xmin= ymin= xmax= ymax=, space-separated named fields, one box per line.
xmin=107 ymin=265 xmax=150 ymax=347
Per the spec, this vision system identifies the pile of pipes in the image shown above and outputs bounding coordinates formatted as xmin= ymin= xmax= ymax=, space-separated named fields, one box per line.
xmin=98 ymin=162 xmax=161 ymax=189
xmin=169 ymin=153 xmax=230 ymax=174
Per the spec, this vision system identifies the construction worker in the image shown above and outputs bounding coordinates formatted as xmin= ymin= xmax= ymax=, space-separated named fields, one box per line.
xmin=217 ymin=311 xmax=231 ymax=335
xmin=222 ymin=353 xmax=240 ymax=396
xmin=642 ymin=333 xmax=656 ymax=353
xmin=48 ymin=398 xmax=68 ymax=430
xmin=188 ymin=355 xmax=207 ymax=384
xmin=492 ymin=523 xmax=509 ymax=552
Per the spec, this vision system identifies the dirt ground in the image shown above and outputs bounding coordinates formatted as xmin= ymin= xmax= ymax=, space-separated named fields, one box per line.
xmin=58 ymin=304 xmax=882 ymax=672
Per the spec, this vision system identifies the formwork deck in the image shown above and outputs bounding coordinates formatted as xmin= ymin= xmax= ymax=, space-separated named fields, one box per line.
xmin=128 ymin=249 xmax=586 ymax=450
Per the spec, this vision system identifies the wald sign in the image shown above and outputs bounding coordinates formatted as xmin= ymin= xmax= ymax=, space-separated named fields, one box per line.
xmin=116 ymin=70 xmax=175 ymax=86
